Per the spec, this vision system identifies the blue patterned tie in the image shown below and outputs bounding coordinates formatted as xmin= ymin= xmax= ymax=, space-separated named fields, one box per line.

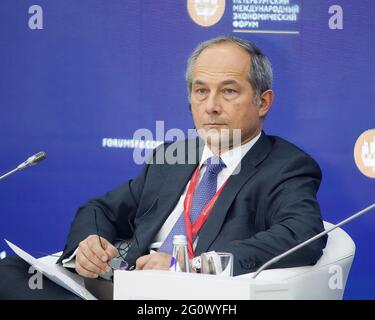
xmin=159 ymin=156 xmax=225 ymax=255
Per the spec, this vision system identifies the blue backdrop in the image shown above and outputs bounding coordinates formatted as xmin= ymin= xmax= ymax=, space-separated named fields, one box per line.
xmin=0 ymin=0 xmax=374 ymax=299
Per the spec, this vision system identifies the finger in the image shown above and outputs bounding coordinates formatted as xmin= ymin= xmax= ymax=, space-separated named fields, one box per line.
xmin=79 ymin=241 xmax=110 ymax=272
xmin=142 ymin=258 xmax=163 ymax=270
xmin=103 ymin=240 xmax=118 ymax=260
xmin=77 ymin=242 xmax=111 ymax=274
xmin=86 ymin=235 xmax=110 ymax=263
xmin=77 ymin=248 xmax=105 ymax=275
xmin=75 ymin=258 xmax=99 ymax=279
xmin=136 ymin=254 xmax=151 ymax=270
xmin=142 ymin=254 xmax=171 ymax=270
xmin=141 ymin=260 xmax=156 ymax=270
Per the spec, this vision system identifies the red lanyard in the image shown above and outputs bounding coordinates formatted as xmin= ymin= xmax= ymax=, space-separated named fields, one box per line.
xmin=183 ymin=165 xmax=227 ymax=259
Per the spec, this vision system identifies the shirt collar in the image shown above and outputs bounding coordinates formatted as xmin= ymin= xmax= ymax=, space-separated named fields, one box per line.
xmin=199 ymin=132 xmax=262 ymax=175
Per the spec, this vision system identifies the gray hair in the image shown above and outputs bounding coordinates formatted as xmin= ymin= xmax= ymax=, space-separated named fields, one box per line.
xmin=185 ymin=36 xmax=273 ymax=104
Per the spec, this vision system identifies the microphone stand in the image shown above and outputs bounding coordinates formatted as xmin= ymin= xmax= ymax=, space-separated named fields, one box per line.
xmin=0 ymin=167 xmax=19 ymax=181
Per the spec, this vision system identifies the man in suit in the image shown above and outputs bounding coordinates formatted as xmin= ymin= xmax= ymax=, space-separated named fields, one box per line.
xmin=58 ymin=36 xmax=326 ymax=279
xmin=0 ymin=36 xmax=326 ymax=298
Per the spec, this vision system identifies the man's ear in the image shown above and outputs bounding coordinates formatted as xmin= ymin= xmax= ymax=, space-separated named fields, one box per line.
xmin=258 ymin=89 xmax=274 ymax=118
xmin=188 ymin=103 xmax=192 ymax=112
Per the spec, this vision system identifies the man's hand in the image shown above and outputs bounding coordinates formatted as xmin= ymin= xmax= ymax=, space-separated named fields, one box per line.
xmin=135 ymin=252 xmax=172 ymax=271
xmin=76 ymin=235 xmax=118 ymax=278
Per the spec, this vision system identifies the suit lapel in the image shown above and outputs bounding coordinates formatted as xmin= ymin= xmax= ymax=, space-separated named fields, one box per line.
xmin=150 ymin=138 xmax=204 ymax=235
xmin=140 ymin=162 xmax=198 ymax=244
xmin=125 ymin=138 xmax=203 ymax=265
xmin=195 ymin=132 xmax=273 ymax=255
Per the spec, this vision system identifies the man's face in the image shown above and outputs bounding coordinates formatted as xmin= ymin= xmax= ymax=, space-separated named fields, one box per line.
xmin=190 ymin=42 xmax=270 ymax=152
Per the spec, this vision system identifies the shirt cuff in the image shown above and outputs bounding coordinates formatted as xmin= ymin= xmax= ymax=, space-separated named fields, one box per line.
xmin=62 ymin=248 xmax=78 ymax=269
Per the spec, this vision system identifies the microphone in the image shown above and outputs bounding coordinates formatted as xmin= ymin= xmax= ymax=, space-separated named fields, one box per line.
xmin=0 ymin=151 xmax=47 ymax=181
xmin=252 ymin=202 xmax=375 ymax=279
xmin=16 ymin=151 xmax=46 ymax=170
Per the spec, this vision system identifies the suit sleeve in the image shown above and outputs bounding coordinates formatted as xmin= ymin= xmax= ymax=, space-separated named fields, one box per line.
xmin=57 ymin=151 xmax=156 ymax=263
xmin=220 ymin=154 xmax=327 ymax=276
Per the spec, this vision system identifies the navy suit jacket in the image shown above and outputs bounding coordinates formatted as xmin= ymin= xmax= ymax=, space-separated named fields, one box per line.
xmin=58 ymin=132 xmax=327 ymax=275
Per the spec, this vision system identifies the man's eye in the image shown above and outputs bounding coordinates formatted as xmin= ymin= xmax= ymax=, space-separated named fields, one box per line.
xmin=223 ymin=88 xmax=237 ymax=95
xmin=195 ymin=88 xmax=208 ymax=94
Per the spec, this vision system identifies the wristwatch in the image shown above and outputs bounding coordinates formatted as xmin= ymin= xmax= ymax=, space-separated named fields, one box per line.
xmin=190 ymin=256 xmax=201 ymax=273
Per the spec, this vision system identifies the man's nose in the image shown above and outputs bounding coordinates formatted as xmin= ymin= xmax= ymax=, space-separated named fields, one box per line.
xmin=205 ymin=92 xmax=222 ymax=114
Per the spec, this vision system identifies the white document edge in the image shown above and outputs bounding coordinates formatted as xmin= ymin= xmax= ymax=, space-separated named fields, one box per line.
xmin=4 ymin=239 xmax=97 ymax=300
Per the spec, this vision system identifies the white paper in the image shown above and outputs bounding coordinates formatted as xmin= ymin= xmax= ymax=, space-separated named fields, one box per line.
xmin=4 ymin=239 xmax=97 ymax=300
xmin=0 ymin=250 xmax=7 ymax=260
